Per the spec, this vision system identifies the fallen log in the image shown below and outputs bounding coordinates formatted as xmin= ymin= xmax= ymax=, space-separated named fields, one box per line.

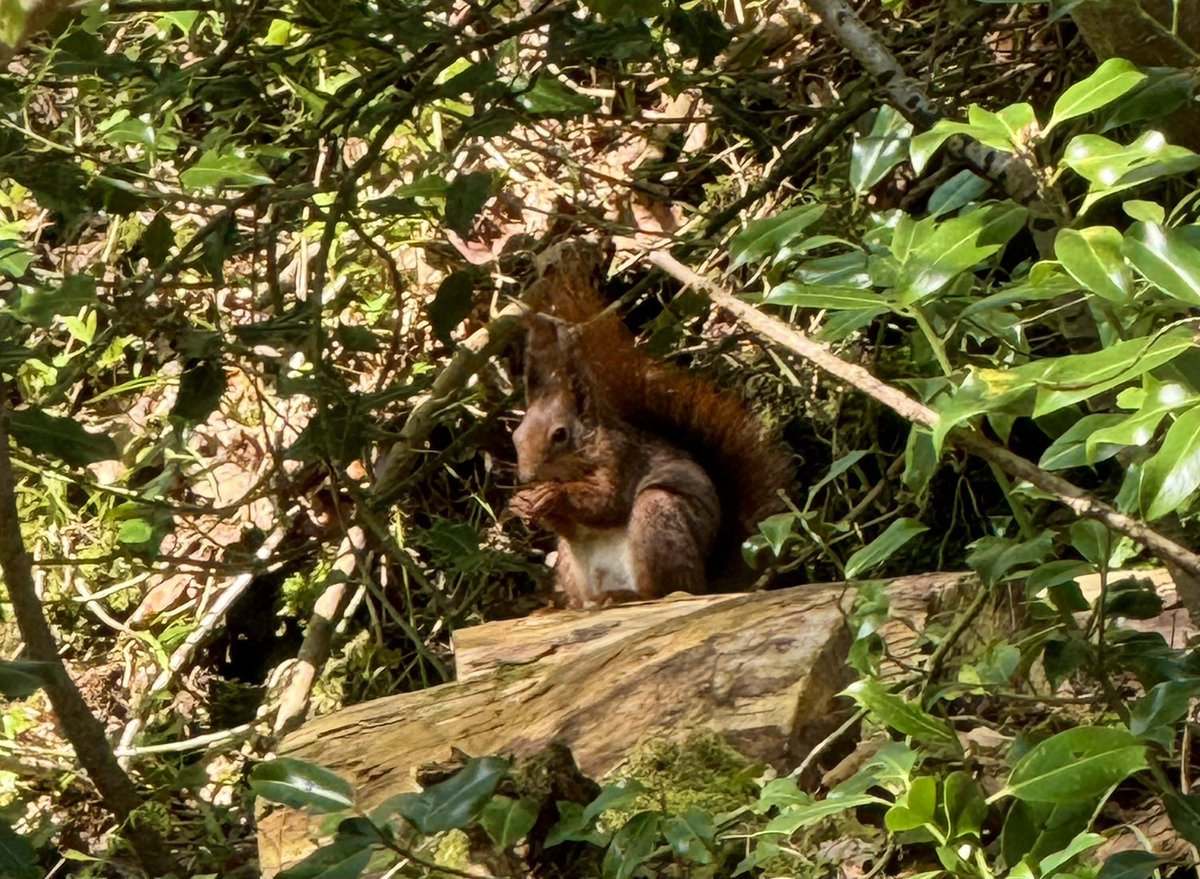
xmin=257 ymin=572 xmax=976 ymax=875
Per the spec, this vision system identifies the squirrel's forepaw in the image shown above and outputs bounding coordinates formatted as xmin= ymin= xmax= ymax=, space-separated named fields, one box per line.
xmin=510 ymin=484 xmax=558 ymax=523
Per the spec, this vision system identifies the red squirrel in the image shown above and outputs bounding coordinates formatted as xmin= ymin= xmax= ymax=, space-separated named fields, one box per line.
xmin=510 ymin=243 xmax=792 ymax=609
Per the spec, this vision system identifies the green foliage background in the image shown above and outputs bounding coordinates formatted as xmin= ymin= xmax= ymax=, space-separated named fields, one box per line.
xmin=2 ymin=0 xmax=1200 ymax=876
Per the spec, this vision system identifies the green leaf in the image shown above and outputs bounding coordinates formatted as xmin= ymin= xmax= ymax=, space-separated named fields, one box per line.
xmin=544 ymin=801 xmax=608 ymax=848
xmin=1097 ymin=850 xmax=1167 ymax=879
xmin=1001 ymin=797 xmax=1097 ymax=870
xmin=7 ymin=408 xmax=118 ymax=467
xmin=583 ymin=779 xmax=646 ymax=824
xmin=180 ymin=148 xmax=273 ymax=191
xmin=1054 ymin=226 xmax=1130 ymax=303
xmin=910 ymin=119 xmax=988 ymax=174
xmin=173 ymin=359 xmax=227 ymax=424
xmin=444 ymin=171 xmax=493 ymax=236
xmin=1086 ymin=405 xmax=1173 ymax=461
xmin=516 ymin=76 xmax=597 ymax=115
xmin=1046 ymin=58 xmax=1147 ymax=133
xmin=390 ymin=756 xmax=508 ymax=835
xmin=117 ymin=518 xmax=154 ymax=545
xmin=1140 ymin=403 xmax=1200 ymax=519
xmin=894 ymin=211 xmax=1011 ymax=303
xmin=662 ymin=809 xmax=715 ymax=864
xmin=1123 ymin=221 xmax=1200 ymax=306
xmin=1030 ymin=328 xmax=1196 ymax=417
xmin=602 ymin=811 xmax=659 ymax=879
xmin=12 ymin=275 xmax=97 ymax=326
xmin=844 ymin=517 xmax=929 ymax=578
xmin=763 ymin=282 xmax=887 ymax=311
xmin=479 ymin=795 xmax=538 ymax=849
xmin=1129 ymin=678 xmax=1200 ymax=744
xmin=0 ymin=239 xmax=32 ymax=277
xmin=0 ymin=659 xmax=52 ymax=699
xmin=1165 ymin=792 xmax=1200 ymax=847
xmin=0 ymin=823 xmax=39 ymax=879
xmin=428 ymin=271 xmax=474 ymax=344
xmin=943 ymin=771 xmax=988 ymax=839
xmin=276 ymin=834 xmax=373 ymax=879
xmin=843 ymin=678 xmax=960 ymax=749
xmin=851 ymin=106 xmax=913 ymax=194
xmin=1038 ymin=413 xmax=1126 ymax=470
xmin=995 ymin=726 xmax=1148 ymax=803
xmin=885 ymin=775 xmax=937 ymax=831
xmin=1026 ymin=560 xmax=1093 ymax=596
xmin=967 ymin=531 xmax=1053 ymax=585
xmin=730 ymin=204 xmax=826 ymax=269
xmin=928 ymin=170 xmax=991 ymax=217
xmin=250 ymin=758 xmax=356 ymax=814
xmin=1037 ymin=830 xmax=1105 ymax=875
xmin=762 ymin=790 xmax=884 ymax=836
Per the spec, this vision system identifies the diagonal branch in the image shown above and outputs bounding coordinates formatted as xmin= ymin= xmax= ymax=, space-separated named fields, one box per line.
xmin=646 ymin=251 xmax=1200 ymax=585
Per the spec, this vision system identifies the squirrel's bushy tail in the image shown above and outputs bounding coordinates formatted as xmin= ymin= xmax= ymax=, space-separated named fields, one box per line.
xmin=526 ymin=240 xmax=793 ymax=542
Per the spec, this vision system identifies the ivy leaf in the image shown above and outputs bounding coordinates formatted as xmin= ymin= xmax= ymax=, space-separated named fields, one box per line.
xmin=842 ymin=678 xmax=960 ymax=750
xmin=7 ymin=408 xmax=118 ymax=467
xmin=250 ymin=758 xmax=356 ymax=814
xmin=994 ymin=727 xmax=1147 ymax=803
xmin=729 ymin=204 xmax=826 ymax=269
xmin=1140 ymin=403 xmax=1200 ymax=520
xmin=479 ymin=795 xmax=538 ymax=849
xmin=850 ymin=106 xmax=912 ymax=194
xmin=1045 ymin=58 xmax=1146 ymax=133
xmin=844 ymin=518 xmax=929 ymax=578
xmin=389 ymin=756 xmax=508 ymax=835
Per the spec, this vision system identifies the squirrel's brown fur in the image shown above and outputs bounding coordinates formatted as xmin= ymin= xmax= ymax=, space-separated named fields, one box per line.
xmin=512 ymin=241 xmax=792 ymax=607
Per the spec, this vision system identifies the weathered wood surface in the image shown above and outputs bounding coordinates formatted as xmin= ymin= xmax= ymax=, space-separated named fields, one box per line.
xmin=257 ymin=572 xmax=975 ymax=876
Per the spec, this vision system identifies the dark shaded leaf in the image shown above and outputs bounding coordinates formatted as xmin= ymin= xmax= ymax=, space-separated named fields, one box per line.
xmin=428 ymin=272 xmax=475 ymax=345
xmin=173 ymin=359 xmax=227 ymax=424
xmin=0 ymin=823 xmax=39 ymax=879
xmin=444 ymin=171 xmax=493 ymax=236
xmin=0 ymin=659 xmax=53 ymax=699
xmin=8 ymin=408 xmax=117 ymax=467
xmin=391 ymin=756 xmax=508 ymax=835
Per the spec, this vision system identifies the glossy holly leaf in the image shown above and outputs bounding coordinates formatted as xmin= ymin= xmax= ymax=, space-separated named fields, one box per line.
xmin=0 ymin=659 xmax=52 ymax=699
xmin=1123 ymin=221 xmax=1200 ymax=306
xmin=995 ymin=727 xmax=1147 ymax=803
xmin=1045 ymin=58 xmax=1146 ymax=133
xmin=8 ymin=407 xmax=117 ymax=467
xmin=894 ymin=211 xmax=1006 ymax=303
xmin=1086 ymin=405 xmax=1172 ymax=462
xmin=851 ymin=106 xmax=913 ymax=194
xmin=479 ymin=795 xmax=538 ymax=849
xmin=1139 ymin=403 xmax=1200 ymax=519
xmin=763 ymin=282 xmax=887 ymax=311
xmin=250 ymin=758 xmax=356 ymax=814
xmin=729 ymin=204 xmax=826 ymax=268
xmin=276 ymin=833 xmax=373 ymax=879
xmin=844 ymin=517 xmax=929 ymax=578
xmin=389 ymin=756 xmax=508 ymax=835
xmin=1054 ymin=226 xmax=1130 ymax=303
xmin=180 ymin=148 xmax=273 ymax=191
xmin=928 ymin=170 xmax=991 ymax=217
xmin=842 ymin=678 xmax=960 ymax=749
xmin=444 ymin=171 xmax=493 ymax=236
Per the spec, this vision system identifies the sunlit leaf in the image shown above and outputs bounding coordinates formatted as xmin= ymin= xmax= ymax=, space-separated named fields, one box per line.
xmin=844 ymin=517 xmax=929 ymax=578
xmin=1123 ymin=221 xmax=1200 ymax=306
xmin=851 ymin=106 xmax=913 ymax=194
xmin=388 ymin=757 xmax=508 ymax=834
xmin=995 ymin=727 xmax=1147 ymax=803
xmin=842 ymin=678 xmax=959 ymax=749
xmin=180 ymin=148 xmax=273 ymax=190
xmin=730 ymin=204 xmax=826 ymax=268
xmin=1054 ymin=226 xmax=1130 ymax=302
xmin=1046 ymin=58 xmax=1146 ymax=132
xmin=1140 ymin=403 xmax=1200 ymax=519
xmin=250 ymin=758 xmax=356 ymax=814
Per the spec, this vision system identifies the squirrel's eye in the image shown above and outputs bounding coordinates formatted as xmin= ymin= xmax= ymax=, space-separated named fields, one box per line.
xmin=550 ymin=426 xmax=568 ymax=445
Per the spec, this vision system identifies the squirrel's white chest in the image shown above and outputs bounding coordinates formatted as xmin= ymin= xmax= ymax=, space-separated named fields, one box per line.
xmin=564 ymin=527 xmax=635 ymax=602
